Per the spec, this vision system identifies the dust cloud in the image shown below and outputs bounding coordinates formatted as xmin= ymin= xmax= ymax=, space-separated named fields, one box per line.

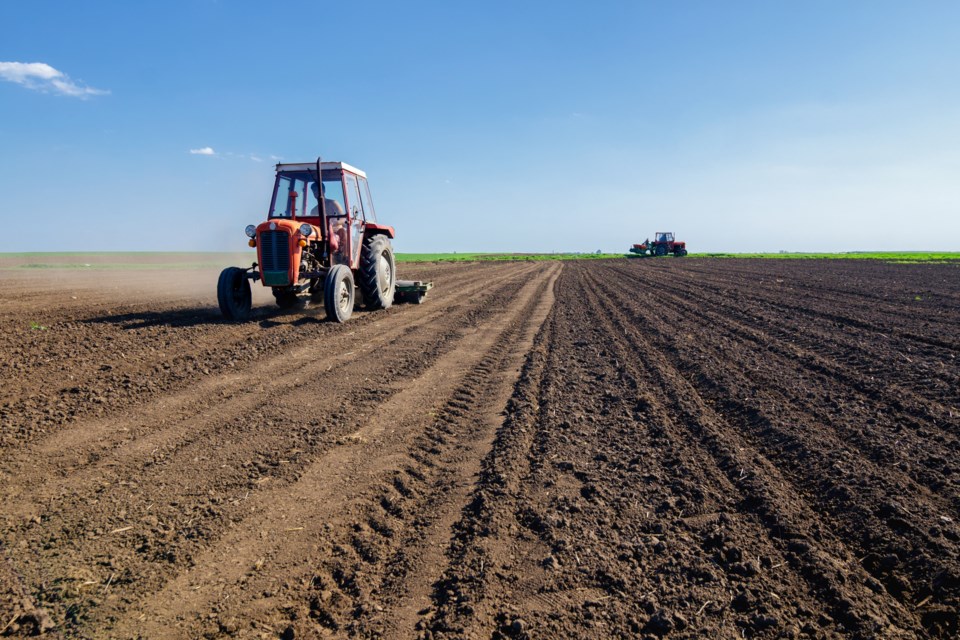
xmin=0 ymin=253 xmax=274 ymax=309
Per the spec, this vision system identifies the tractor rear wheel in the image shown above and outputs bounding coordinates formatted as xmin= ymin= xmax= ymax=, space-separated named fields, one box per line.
xmin=217 ymin=267 xmax=252 ymax=321
xmin=324 ymin=264 xmax=355 ymax=323
xmin=655 ymin=245 xmax=668 ymax=257
xmin=358 ymin=234 xmax=396 ymax=310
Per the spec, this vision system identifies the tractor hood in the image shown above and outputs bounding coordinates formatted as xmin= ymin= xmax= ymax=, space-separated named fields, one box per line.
xmin=254 ymin=219 xmax=316 ymax=287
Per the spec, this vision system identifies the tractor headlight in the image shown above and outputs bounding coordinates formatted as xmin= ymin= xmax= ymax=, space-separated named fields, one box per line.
xmin=299 ymin=223 xmax=313 ymax=237
xmin=245 ymin=225 xmax=256 ymax=238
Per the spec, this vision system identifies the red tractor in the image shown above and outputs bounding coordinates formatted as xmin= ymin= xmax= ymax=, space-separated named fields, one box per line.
xmin=217 ymin=159 xmax=431 ymax=323
xmin=630 ymin=232 xmax=688 ymax=257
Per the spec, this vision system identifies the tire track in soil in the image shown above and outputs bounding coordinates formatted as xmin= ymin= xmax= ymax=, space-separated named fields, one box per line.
xmin=111 ymin=263 xmax=562 ymax=639
xmin=0 ymin=262 xmax=544 ymax=637
xmin=0 ymin=263 xmax=535 ymax=522
xmin=0 ymin=262 xmax=513 ymax=451
xmin=370 ymin=263 xmax=561 ymax=639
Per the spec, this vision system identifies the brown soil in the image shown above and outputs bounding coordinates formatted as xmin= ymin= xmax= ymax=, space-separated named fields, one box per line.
xmin=0 ymin=258 xmax=957 ymax=639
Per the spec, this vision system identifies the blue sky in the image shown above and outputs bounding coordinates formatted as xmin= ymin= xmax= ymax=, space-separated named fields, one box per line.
xmin=1 ymin=1 xmax=959 ymax=253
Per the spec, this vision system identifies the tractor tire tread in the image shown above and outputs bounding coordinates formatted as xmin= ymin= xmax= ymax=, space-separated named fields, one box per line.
xmin=217 ymin=267 xmax=252 ymax=321
xmin=324 ymin=264 xmax=355 ymax=323
xmin=358 ymin=234 xmax=396 ymax=310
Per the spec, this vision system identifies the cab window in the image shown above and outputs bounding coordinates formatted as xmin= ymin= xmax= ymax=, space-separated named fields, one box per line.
xmin=269 ymin=176 xmax=301 ymax=218
xmin=359 ymin=177 xmax=377 ymax=222
xmin=269 ymin=172 xmax=346 ymax=219
xmin=304 ymin=178 xmax=346 ymax=217
xmin=320 ymin=178 xmax=346 ymax=217
xmin=345 ymin=174 xmax=363 ymax=221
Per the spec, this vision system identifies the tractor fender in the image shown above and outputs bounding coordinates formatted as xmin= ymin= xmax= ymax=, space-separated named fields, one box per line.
xmin=363 ymin=222 xmax=395 ymax=239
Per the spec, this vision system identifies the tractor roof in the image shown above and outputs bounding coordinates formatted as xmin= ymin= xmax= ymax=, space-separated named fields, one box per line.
xmin=275 ymin=161 xmax=367 ymax=178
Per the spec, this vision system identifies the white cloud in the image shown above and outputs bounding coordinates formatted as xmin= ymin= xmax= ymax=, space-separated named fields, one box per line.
xmin=188 ymin=148 xmax=267 ymax=161
xmin=0 ymin=61 xmax=107 ymax=98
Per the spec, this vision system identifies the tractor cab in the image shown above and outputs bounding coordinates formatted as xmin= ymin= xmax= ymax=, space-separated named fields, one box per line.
xmin=655 ymin=232 xmax=674 ymax=243
xmin=268 ymin=162 xmax=380 ymax=269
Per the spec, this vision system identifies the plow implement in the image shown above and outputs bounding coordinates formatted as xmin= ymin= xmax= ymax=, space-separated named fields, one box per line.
xmin=394 ymin=280 xmax=433 ymax=304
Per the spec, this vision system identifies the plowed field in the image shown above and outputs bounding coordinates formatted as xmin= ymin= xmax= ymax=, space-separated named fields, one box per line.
xmin=1 ymin=258 xmax=957 ymax=639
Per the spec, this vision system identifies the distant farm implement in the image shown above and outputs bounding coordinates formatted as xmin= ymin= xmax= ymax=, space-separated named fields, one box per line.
xmin=630 ymin=232 xmax=688 ymax=257
xmin=217 ymin=158 xmax=433 ymax=323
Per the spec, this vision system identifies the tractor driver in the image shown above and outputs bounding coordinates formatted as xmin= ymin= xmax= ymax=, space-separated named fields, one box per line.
xmin=310 ymin=182 xmax=345 ymax=218
xmin=311 ymin=182 xmax=350 ymax=263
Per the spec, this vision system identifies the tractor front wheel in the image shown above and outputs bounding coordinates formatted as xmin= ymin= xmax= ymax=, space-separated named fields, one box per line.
xmin=675 ymin=248 xmax=688 ymax=257
xmin=324 ymin=264 xmax=355 ymax=323
xmin=217 ymin=267 xmax=252 ymax=321
xmin=358 ymin=234 xmax=396 ymax=310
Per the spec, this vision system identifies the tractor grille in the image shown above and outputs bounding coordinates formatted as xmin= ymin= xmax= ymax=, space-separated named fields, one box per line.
xmin=260 ymin=231 xmax=289 ymax=271
xmin=259 ymin=230 xmax=290 ymax=285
